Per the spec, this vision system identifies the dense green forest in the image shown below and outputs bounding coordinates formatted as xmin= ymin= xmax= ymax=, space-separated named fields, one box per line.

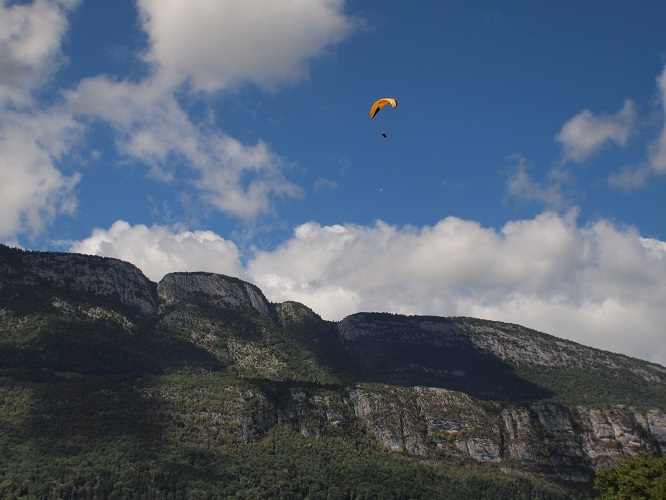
xmin=0 ymin=375 xmax=582 ymax=499
xmin=2 ymin=245 xmax=665 ymax=498
xmin=595 ymin=453 xmax=666 ymax=499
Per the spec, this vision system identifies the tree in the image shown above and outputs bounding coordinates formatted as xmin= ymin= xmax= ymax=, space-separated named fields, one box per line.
xmin=595 ymin=451 xmax=666 ymax=499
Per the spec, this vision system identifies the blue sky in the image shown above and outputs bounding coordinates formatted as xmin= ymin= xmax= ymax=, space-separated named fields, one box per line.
xmin=2 ymin=0 xmax=666 ymax=365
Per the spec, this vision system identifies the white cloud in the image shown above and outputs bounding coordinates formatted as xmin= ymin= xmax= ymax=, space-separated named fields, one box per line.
xmin=516 ymin=78 xmax=664 ymax=198
xmin=246 ymin=214 xmax=666 ymax=366
xmin=70 ymin=213 xmax=666 ymax=366
xmin=648 ymin=64 xmax=666 ymax=173
xmin=137 ymin=0 xmax=355 ymax=91
xmin=70 ymin=220 xmax=244 ymax=281
xmin=66 ymin=75 xmax=203 ymax=180
xmin=606 ymin=64 xmax=666 ymax=188
xmin=314 ymin=177 xmax=339 ymax=193
xmin=1 ymin=0 xmax=357 ymax=240
xmin=63 ymin=0 xmax=353 ymax=219
xmin=0 ymin=0 xmax=82 ymax=240
xmin=556 ymin=99 xmax=636 ymax=163
xmin=504 ymin=155 xmax=567 ymax=209
xmin=520 ymin=64 xmax=666 ymax=194
xmin=66 ymin=74 xmax=303 ymax=217
xmin=607 ymin=164 xmax=651 ymax=190
xmin=0 ymin=110 xmax=81 ymax=239
xmin=248 ymin=213 xmax=588 ymax=315
xmin=195 ymin=135 xmax=304 ymax=219
xmin=0 ymin=0 xmax=79 ymax=107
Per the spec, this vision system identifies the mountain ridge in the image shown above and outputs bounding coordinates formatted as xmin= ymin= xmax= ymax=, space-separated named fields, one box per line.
xmin=1 ymin=243 xmax=665 ymax=495
xmin=3 ymin=242 xmax=663 ymax=372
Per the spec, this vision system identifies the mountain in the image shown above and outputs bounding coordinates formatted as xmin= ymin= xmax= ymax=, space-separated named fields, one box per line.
xmin=1 ymin=243 xmax=664 ymax=498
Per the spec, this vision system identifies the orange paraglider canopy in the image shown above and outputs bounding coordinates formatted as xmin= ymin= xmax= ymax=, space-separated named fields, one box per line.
xmin=369 ymin=98 xmax=398 ymax=118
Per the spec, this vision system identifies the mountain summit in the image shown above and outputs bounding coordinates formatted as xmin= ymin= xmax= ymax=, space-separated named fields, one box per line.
xmin=1 ymin=244 xmax=664 ymax=497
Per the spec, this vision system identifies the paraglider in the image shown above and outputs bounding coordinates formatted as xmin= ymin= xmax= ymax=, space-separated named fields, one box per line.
xmin=370 ymin=98 xmax=397 ymax=138
xmin=369 ymin=98 xmax=398 ymax=118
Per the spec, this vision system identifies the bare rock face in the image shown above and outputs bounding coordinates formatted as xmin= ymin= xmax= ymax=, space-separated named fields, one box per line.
xmin=333 ymin=386 xmax=664 ymax=483
xmin=338 ymin=313 xmax=666 ymax=385
xmin=647 ymin=410 xmax=666 ymax=451
xmin=462 ymin=320 xmax=666 ymax=382
xmin=0 ymin=246 xmax=157 ymax=317
xmin=3 ymin=245 xmax=666 ymax=489
xmin=578 ymin=407 xmax=648 ymax=466
xmin=275 ymin=301 xmax=322 ymax=327
xmin=157 ymin=272 xmax=274 ymax=319
xmin=499 ymin=404 xmax=587 ymax=480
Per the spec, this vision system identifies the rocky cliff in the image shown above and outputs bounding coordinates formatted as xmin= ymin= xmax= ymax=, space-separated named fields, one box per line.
xmin=158 ymin=272 xmax=274 ymax=319
xmin=0 ymin=246 xmax=157 ymax=317
xmin=1 ymin=244 xmax=665 ymax=491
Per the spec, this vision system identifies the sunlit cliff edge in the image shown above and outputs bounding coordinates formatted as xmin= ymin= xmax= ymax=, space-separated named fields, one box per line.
xmin=1 ymin=244 xmax=665 ymax=493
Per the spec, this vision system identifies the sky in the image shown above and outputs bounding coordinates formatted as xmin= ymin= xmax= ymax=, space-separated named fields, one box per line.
xmin=2 ymin=1 xmax=666 ymax=366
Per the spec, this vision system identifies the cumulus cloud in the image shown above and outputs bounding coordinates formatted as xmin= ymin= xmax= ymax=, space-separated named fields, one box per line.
xmin=0 ymin=0 xmax=79 ymax=107
xmin=512 ymin=81 xmax=665 ymax=202
xmin=504 ymin=156 xmax=567 ymax=209
xmin=556 ymin=99 xmax=636 ymax=163
xmin=66 ymin=75 xmax=200 ymax=178
xmin=62 ymin=0 xmax=352 ymax=218
xmin=0 ymin=109 xmax=81 ymax=239
xmin=0 ymin=0 xmax=356 ymax=242
xmin=517 ymin=64 xmax=666 ymax=196
xmin=248 ymin=213 xmax=589 ymax=316
xmin=194 ymin=135 xmax=303 ymax=218
xmin=0 ymin=0 xmax=82 ymax=240
xmin=71 ymin=213 xmax=666 ymax=366
xmin=606 ymin=64 xmax=666 ymax=188
xmin=66 ymin=75 xmax=302 ymax=217
xmin=247 ymin=214 xmax=666 ymax=365
xmin=70 ymin=220 xmax=244 ymax=281
xmin=137 ymin=0 xmax=355 ymax=91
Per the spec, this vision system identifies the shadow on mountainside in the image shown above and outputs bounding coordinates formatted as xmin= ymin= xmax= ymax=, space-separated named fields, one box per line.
xmin=338 ymin=336 xmax=553 ymax=401
xmin=0 ymin=331 xmax=231 ymax=488
xmin=0 ymin=320 xmax=226 ymax=378
xmin=273 ymin=310 xmax=553 ymax=401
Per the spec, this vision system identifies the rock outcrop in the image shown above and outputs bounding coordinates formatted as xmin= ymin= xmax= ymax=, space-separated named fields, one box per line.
xmin=2 ymin=244 xmax=665 ymax=488
xmin=339 ymin=312 xmax=666 ymax=385
xmin=158 ymin=272 xmax=274 ymax=319
xmin=0 ymin=246 xmax=157 ymax=317
xmin=174 ymin=380 xmax=664 ymax=484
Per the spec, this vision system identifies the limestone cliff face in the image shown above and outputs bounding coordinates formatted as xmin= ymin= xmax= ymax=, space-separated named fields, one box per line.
xmin=0 ymin=245 xmax=157 ymax=317
xmin=338 ymin=312 xmax=666 ymax=385
xmin=186 ymin=381 xmax=664 ymax=484
xmin=157 ymin=272 xmax=274 ymax=319
xmin=461 ymin=320 xmax=666 ymax=382
xmin=2 ymin=245 xmax=666 ymax=487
